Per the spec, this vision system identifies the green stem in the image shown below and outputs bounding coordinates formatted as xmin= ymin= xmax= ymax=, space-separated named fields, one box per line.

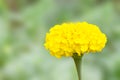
xmin=72 ymin=55 xmax=83 ymax=80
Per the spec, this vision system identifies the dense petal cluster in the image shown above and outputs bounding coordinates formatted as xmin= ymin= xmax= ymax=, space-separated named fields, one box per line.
xmin=44 ymin=22 xmax=107 ymax=58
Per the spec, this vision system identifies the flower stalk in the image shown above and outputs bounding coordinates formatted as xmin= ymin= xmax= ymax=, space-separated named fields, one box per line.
xmin=72 ymin=54 xmax=83 ymax=80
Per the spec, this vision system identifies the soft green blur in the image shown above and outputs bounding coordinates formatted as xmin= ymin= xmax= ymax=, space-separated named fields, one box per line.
xmin=0 ymin=0 xmax=120 ymax=80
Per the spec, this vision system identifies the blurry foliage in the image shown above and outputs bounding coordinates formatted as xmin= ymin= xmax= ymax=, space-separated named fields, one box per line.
xmin=0 ymin=0 xmax=120 ymax=80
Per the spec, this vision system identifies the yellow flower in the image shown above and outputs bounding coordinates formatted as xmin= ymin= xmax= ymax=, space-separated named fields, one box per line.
xmin=44 ymin=22 xmax=107 ymax=58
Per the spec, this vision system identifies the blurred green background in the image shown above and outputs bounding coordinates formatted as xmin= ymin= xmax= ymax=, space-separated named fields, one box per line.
xmin=0 ymin=0 xmax=120 ymax=80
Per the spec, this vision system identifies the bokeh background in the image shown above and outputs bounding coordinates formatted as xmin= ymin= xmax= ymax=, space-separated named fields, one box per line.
xmin=0 ymin=0 xmax=120 ymax=80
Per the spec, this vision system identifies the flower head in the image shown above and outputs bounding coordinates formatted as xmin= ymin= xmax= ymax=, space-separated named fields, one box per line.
xmin=44 ymin=22 xmax=107 ymax=58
